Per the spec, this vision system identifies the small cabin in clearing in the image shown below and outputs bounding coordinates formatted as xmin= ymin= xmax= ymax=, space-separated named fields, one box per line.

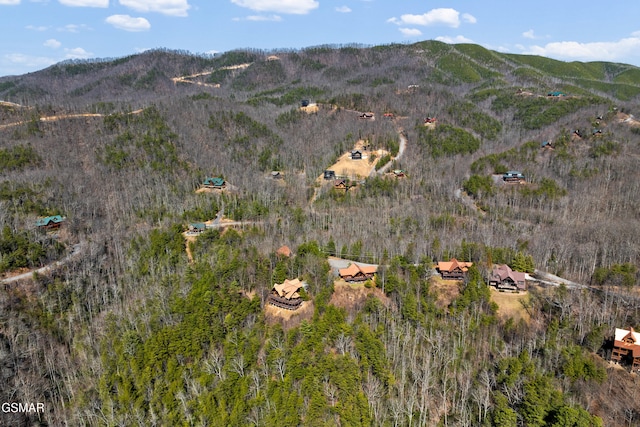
xmin=339 ymin=263 xmax=377 ymax=283
xmin=268 ymin=278 xmax=305 ymax=310
xmin=324 ymin=170 xmax=336 ymax=180
xmin=203 ymin=177 xmax=226 ymax=189
xmin=437 ymin=258 xmax=473 ymax=280
xmin=489 ymin=264 xmax=527 ymax=291
xmin=351 ymin=150 xmax=363 ymax=160
xmin=35 ymin=215 xmax=65 ymax=230
xmin=333 ymin=179 xmax=349 ymax=191
xmin=611 ymin=328 xmax=640 ymax=372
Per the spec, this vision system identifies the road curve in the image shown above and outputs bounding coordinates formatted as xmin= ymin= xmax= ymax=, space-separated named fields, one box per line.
xmin=1 ymin=242 xmax=86 ymax=284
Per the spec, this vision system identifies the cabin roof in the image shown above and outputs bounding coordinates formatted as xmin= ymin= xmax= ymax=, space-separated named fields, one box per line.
xmin=203 ymin=177 xmax=225 ymax=186
xmin=339 ymin=263 xmax=377 ymax=277
xmin=35 ymin=215 xmax=65 ymax=227
xmin=437 ymin=258 xmax=473 ymax=272
xmin=491 ymin=264 xmax=526 ymax=284
xmin=273 ymin=278 xmax=303 ymax=300
xmin=276 ymin=245 xmax=292 ymax=257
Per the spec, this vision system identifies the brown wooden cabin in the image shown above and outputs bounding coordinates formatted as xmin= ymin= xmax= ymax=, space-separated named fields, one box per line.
xmin=35 ymin=215 xmax=65 ymax=230
xmin=333 ymin=179 xmax=348 ymax=191
xmin=612 ymin=328 xmax=640 ymax=371
xmin=268 ymin=279 xmax=304 ymax=310
xmin=351 ymin=150 xmax=363 ymax=160
xmin=338 ymin=263 xmax=377 ymax=283
xmin=489 ymin=264 xmax=527 ymax=291
xmin=437 ymin=258 xmax=473 ymax=280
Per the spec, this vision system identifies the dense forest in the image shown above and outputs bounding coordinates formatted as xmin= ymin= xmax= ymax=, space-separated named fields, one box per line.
xmin=1 ymin=41 xmax=640 ymax=426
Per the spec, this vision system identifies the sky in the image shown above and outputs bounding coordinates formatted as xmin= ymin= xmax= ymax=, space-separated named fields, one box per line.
xmin=2 ymin=0 xmax=640 ymax=77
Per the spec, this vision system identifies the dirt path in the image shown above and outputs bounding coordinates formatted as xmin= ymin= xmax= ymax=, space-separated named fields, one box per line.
xmin=171 ymin=63 xmax=253 ymax=88
xmin=0 ymin=109 xmax=145 ymax=130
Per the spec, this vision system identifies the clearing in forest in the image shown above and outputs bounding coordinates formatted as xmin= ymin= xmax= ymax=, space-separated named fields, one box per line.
xmin=489 ymin=288 xmax=530 ymax=323
xmin=329 ymin=280 xmax=392 ymax=312
xmin=429 ymin=275 xmax=461 ymax=309
xmin=300 ymin=103 xmax=319 ymax=114
xmin=319 ymin=140 xmax=389 ymax=181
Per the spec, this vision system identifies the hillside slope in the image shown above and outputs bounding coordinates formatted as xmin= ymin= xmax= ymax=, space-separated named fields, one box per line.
xmin=1 ymin=41 xmax=640 ymax=426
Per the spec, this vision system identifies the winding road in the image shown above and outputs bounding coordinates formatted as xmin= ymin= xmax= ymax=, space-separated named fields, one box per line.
xmin=1 ymin=242 xmax=86 ymax=285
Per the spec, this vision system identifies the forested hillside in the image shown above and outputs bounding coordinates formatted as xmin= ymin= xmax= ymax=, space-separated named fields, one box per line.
xmin=1 ymin=41 xmax=640 ymax=426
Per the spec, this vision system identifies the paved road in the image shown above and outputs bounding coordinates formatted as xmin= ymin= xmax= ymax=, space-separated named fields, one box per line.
xmin=527 ymin=269 xmax=586 ymax=289
xmin=375 ymin=128 xmax=407 ymax=175
xmin=1 ymin=242 xmax=85 ymax=284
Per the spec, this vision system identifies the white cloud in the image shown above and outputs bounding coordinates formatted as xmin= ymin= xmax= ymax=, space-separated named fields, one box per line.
xmin=3 ymin=53 xmax=55 ymax=70
xmin=119 ymin=0 xmax=191 ymax=17
xmin=44 ymin=39 xmax=62 ymax=49
xmin=106 ymin=14 xmax=151 ymax=31
xmin=26 ymin=25 xmax=50 ymax=31
xmin=58 ymin=0 xmax=108 ymax=7
xmin=231 ymin=0 xmax=319 ymax=15
xmin=234 ymin=14 xmax=281 ymax=21
xmin=0 ymin=0 xmax=20 ymax=5
xmin=388 ymin=8 xmax=464 ymax=28
xmin=399 ymin=28 xmax=422 ymax=37
xmin=64 ymin=47 xmax=92 ymax=59
xmin=462 ymin=13 xmax=476 ymax=24
xmin=524 ymin=35 xmax=640 ymax=62
xmin=335 ymin=6 xmax=351 ymax=13
xmin=58 ymin=24 xmax=92 ymax=32
xmin=522 ymin=29 xmax=536 ymax=39
xmin=436 ymin=35 xmax=474 ymax=44
xmin=247 ymin=14 xmax=281 ymax=21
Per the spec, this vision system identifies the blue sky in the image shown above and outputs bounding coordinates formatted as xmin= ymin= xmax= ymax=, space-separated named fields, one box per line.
xmin=2 ymin=0 xmax=640 ymax=77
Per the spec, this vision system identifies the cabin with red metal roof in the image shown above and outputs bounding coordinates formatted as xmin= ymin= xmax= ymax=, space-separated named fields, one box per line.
xmin=437 ymin=258 xmax=473 ymax=280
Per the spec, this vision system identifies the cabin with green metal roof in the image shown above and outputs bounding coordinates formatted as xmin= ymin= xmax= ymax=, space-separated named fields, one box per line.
xmin=188 ymin=222 xmax=206 ymax=233
xmin=202 ymin=177 xmax=226 ymax=189
xmin=35 ymin=215 xmax=65 ymax=230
